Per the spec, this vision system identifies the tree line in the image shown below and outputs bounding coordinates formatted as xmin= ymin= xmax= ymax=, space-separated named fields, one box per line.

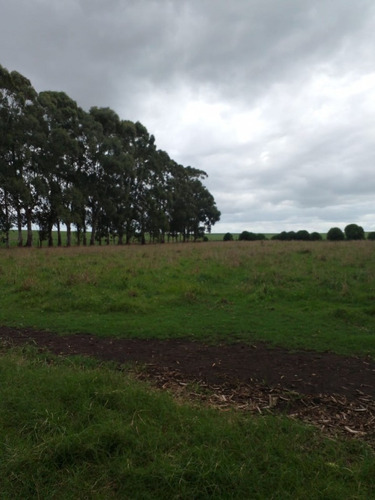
xmin=271 ymin=224 xmax=371 ymax=241
xmin=224 ymin=224 xmax=372 ymax=242
xmin=0 ymin=65 xmax=220 ymax=248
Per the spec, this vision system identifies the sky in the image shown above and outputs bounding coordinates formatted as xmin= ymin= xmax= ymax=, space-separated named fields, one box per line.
xmin=1 ymin=0 xmax=374 ymax=234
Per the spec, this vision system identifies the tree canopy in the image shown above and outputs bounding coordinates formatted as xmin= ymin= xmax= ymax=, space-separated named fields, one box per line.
xmin=327 ymin=227 xmax=345 ymax=241
xmin=0 ymin=64 xmax=220 ymax=247
xmin=344 ymin=223 xmax=364 ymax=240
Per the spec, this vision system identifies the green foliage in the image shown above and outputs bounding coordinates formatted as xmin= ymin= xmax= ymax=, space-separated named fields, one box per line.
xmin=327 ymin=227 xmax=345 ymax=241
xmin=238 ymin=231 xmax=265 ymax=241
xmin=0 ymin=348 xmax=374 ymax=498
xmin=310 ymin=231 xmax=323 ymax=241
xmin=0 ymin=241 xmax=375 ymax=357
xmin=0 ymin=64 xmax=220 ymax=247
xmin=368 ymin=232 xmax=375 ymax=241
xmin=273 ymin=230 xmax=312 ymax=241
xmin=345 ymin=223 xmax=365 ymax=240
xmin=295 ymin=230 xmax=311 ymax=241
xmin=223 ymin=232 xmax=233 ymax=241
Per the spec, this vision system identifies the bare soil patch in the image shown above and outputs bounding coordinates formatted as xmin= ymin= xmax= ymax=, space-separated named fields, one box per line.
xmin=1 ymin=326 xmax=374 ymax=444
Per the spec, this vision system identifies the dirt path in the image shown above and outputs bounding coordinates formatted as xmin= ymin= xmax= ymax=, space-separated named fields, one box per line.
xmin=1 ymin=326 xmax=374 ymax=443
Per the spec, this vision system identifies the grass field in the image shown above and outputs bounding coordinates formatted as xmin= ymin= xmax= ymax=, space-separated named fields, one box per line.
xmin=1 ymin=240 xmax=374 ymax=497
xmin=3 ymin=229 xmax=268 ymax=246
xmin=1 ymin=346 xmax=374 ymax=499
xmin=0 ymin=240 xmax=374 ymax=356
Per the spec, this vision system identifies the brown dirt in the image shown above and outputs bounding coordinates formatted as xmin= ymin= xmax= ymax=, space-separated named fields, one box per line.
xmin=1 ymin=326 xmax=375 ymax=445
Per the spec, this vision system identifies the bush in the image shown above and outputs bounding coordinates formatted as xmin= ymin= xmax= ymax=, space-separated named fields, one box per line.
xmin=327 ymin=227 xmax=345 ymax=241
xmin=239 ymin=231 xmax=266 ymax=241
xmin=310 ymin=232 xmax=322 ymax=241
xmin=295 ymin=230 xmax=311 ymax=241
xmin=272 ymin=231 xmax=288 ymax=241
xmin=367 ymin=232 xmax=375 ymax=241
xmin=344 ymin=224 xmax=365 ymax=240
xmin=272 ymin=231 xmax=297 ymax=241
xmin=223 ymin=232 xmax=233 ymax=241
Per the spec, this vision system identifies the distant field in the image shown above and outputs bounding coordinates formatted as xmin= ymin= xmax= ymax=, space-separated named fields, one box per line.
xmin=0 ymin=239 xmax=374 ymax=357
xmin=2 ymin=229 xmax=318 ymax=246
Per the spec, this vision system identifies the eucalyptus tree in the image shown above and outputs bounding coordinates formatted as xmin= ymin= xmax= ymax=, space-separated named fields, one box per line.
xmin=86 ymin=107 xmax=130 ymax=245
xmin=127 ymin=121 xmax=159 ymax=244
xmin=0 ymin=64 xmax=41 ymax=246
xmin=191 ymin=177 xmax=221 ymax=238
xmin=0 ymin=65 xmax=222 ymax=247
xmin=107 ymin=119 xmax=137 ymax=244
xmin=144 ymin=149 xmax=173 ymax=243
xmin=168 ymin=163 xmax=220 ymax=241
xmin=37 ymin=91 xmax=82 ymax=246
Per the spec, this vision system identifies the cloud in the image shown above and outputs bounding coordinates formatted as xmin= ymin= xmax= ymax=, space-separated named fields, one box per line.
xmin=1 ymin=0 xmax=375 ymax=232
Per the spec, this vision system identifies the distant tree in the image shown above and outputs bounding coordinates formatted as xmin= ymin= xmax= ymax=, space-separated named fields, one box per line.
xmin=327 ymin=227 xmax=345 ymax=241
xmin=367 ymin=232 xmax=375 ymax=241
xmin=239 ymin=231 xmax=252 ymax=241
xmin=272 ymin=231 xmax=296 ymax=241
xmin=272 ymin=231 xmax=286 ymax=241
xmin=344 ymin=223 xmax=365 ymax=240
xmin=295 ymin=230 xmax=310 ymax=241
xmin=223 ymin=232 xmax=233 ymax=241
xmin=168 ymin=163 xmax=220 ymax=242
xmin=310 ymin=231 xmax=322 ymax=241
xmin=239 ymin=231 xmax=265 ymax=241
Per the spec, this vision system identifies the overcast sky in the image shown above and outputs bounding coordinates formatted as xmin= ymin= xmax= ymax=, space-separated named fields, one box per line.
xmin=1 ymin=0 xmax=375 ymax=233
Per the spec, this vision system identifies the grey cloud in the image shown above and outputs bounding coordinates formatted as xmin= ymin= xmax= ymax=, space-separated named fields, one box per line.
xmin=1 ymin=0 xmax=375 ymax=232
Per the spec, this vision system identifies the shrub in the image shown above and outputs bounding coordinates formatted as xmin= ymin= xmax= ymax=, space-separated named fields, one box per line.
xmin=310 ymin=232 xmax=322 ymax=241
xmin=272 ymin=231 xmax=288 ymax=241
xmin=327 ymin=227 xmax=345 ymax=241
xmin=295 ymin=230 xmax=311 ymax=241
xmin=223 ymin=232 xmax=233 ymax=241
xmin=344 ymin=224 xmax=365 ymax=240
xmin=367 ymin=231 xmax=375 ymax=241
xmin=272 ymin=231 xmax=296 ymax=241
xmin=239 ymin=231 xmax=266 ymax=241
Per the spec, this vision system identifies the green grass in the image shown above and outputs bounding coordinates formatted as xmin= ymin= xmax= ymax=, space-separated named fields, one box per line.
xmin=0 ymin=347 xmax=374 ymax=499
xmin=1 ymin=242 xmax=375 ymax=497
xmin=0 ymin=240 xmax=374 ymax=356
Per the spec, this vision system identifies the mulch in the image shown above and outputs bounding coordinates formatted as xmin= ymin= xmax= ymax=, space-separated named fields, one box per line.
xmin=1 ymin=326 xmax=374 ymax=445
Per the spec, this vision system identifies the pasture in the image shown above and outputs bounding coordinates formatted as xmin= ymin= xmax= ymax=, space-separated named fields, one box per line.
xmin=0 ymin=240 xmax=374 ymax=498
xmin=0 ymin=240 xmax=374 ymax=356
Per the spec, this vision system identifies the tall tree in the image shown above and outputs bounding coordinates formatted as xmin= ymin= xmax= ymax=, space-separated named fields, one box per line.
xmin=0 ymin=66 xmax=221 ymax=247
xmin=37 ymin=91 xmax=81 ymax=246
xmin=86 ymin=107 xmax=126 ymax=245
xmin=168 ymin=163 xmax=220 ymax=241
xmin=0 ymin=64 xmax=40 ymax=246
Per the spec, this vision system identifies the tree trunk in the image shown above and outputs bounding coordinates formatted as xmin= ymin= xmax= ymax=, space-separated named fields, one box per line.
xmin=48 ymin=223 xmax=53 ymax=247
xmin=66 ymin=222 xmax=71 ymax=247
xmin=76 ymin=225 xmax=81 ymax=246
xmin=90 ymin=225 xmax=96 ymax=246
xmin=57 ymin=220 xmax=62 ymax=247
xmin=25 ymin=208 xmax=33 ymax=247
xmin=3 ymin=193 xmax=10 ymax=249
xmin=16 ymin=207 xmax=23 ymax=247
